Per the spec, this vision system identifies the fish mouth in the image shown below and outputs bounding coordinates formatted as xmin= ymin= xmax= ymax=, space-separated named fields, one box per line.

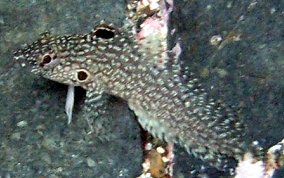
xmin=13 ymin=48 xmax=40 ymax=75
xmin=14 ymin=49 xmax=28 ymax=67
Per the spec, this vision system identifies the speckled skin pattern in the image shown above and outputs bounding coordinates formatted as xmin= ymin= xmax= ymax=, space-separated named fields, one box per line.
xmin=14 ymin=23 xmax=247 ymax=170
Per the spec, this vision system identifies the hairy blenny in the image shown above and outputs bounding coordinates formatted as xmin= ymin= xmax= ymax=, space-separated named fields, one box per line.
xmin=14 ymin=23 xmax=247 ymax=170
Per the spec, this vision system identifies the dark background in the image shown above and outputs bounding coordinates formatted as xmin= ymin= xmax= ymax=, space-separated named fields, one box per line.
xmin=0 ymin=0 xmax=283 ymax=177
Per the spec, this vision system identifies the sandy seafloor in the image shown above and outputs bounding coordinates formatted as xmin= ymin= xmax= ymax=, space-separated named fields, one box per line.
xmin=0 ymin=0 xmax=284 ymax=177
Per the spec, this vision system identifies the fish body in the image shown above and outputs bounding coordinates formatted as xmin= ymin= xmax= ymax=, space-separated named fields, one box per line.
xmin=14 ymin=23 xmax=246 ymax=170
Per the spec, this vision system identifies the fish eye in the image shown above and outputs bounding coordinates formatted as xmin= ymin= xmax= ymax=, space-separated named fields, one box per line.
xmin=91 ymin=24 xmax=117 ymax=39
xmin=94 ymin=28 xmax=115 ymax=39
xmin=40 ymin=54 xmax=52 ymax=66
xmin=76 ymin=69 xmax=90 ymax=82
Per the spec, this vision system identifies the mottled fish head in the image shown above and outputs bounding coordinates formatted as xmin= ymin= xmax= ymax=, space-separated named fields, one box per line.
xmin=14 ymin=23 xmax=127 ymax=88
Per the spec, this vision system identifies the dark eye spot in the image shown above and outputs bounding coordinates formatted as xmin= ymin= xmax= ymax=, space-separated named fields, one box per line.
xmin=94 ymin=28 xmax=115 ymax=39
xmin=40 ymin=54 xmax=52 ymax=66
xmin=77 ymin=70 xmax=88 ymax=81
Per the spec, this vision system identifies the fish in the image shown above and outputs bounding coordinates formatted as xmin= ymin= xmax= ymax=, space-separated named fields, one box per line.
xmin=14 ymin=22 xmax=247 ymax=171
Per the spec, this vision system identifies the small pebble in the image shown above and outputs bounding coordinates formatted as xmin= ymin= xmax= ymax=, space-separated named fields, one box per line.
xmin=16 ymin=120 xmax=28 ymax=127
xmin=87 ymin=157 xmax=96 ymax=167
